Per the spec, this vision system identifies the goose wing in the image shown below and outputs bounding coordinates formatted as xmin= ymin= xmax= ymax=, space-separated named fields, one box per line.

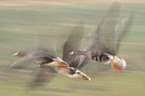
xmin=62 ymin=22 xmax=85 ymax=64
xmin=29 ymin=67 xmax=57 ymax=87
xmin=62 ymin=22 xmax=89 ymax=69
xmin=115 ymin=13 xmax=134 ymax=52
xmin=91 ymin=2 xmax=120 ymax=56
xmin=10 ymin=54 xmax=28 ymax=70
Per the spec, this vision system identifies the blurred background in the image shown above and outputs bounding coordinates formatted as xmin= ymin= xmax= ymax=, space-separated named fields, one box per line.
xmin=0 ymin=0 xmax=145 ymax=96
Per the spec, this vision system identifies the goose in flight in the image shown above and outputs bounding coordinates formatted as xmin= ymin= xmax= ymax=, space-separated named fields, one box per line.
xmin=10 ymin=22 xmax=91 ymax=87
xmin=69 ymin=3 xmax=133 ymax=73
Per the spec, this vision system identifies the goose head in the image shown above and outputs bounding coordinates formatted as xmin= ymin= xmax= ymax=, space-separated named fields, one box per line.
xmin=12 ymin=51 xmax=25 ymax=56
xmin=69 ymin=50 xmax=87 ymax=55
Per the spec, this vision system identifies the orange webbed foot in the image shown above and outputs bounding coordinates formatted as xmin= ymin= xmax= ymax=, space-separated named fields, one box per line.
xmin=111 ymin=59 xmax=121 ymax=73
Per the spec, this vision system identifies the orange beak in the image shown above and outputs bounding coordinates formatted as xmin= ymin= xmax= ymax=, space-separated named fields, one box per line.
xmin=111 ymin=59 xmax=121 ymax=73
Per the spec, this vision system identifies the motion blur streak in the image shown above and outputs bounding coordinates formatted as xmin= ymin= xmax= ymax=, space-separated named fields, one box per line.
xmin=0 ymin=0 xmax=145 ymax=96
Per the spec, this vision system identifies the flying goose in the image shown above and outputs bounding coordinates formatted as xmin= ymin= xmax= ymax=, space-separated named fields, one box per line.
xmin=39 ymin=22 xmax=91 ymax=81
xmin=69 ymin=3 xmax=133 ymax=73
xmin=10 ymin=22 xmax=91 ymax=87
xmin=11 ymin=50 xmax=69 ymax=69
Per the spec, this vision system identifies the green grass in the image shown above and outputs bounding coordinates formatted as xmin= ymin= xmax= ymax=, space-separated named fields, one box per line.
xmin=0 ymin=0 xmax=145 ymax=96
xmin=0 ymin=71 xmax=145 ymax=96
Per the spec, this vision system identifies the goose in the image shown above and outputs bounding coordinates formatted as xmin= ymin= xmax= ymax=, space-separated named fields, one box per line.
xmin=11 ymin=50 xmax=69 ymax=69
xmin=10 ymin=22 xmax=91 ymax=87
xmin=69 ymin=3 xmax=133 ymax=73
xmin=11 ymin=49 xmax=90 ymax=80
xmin=38 ymin=22 xmax=91 ymax=81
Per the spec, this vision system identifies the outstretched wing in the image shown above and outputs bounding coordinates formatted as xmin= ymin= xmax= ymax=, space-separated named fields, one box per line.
xmin=9 ymin=56 xmax=28 ymax=70
xmin=62 ymin=21 xmax=85 ymax=64
xmin=62 ymin=21 xmax=89 ymax=69
xmin=9 ymin=30 xmax=57 ymax=70
xmin=91 ymin=2 xmax=120 ymax=56
xmin=115 ymin=13 xmax=134 ymax=52
xmin=68 ymin=55 xmax=89 ymax=69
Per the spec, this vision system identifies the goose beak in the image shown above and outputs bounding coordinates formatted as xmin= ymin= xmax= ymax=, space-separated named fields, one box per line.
xmin=69 ymin=51 xmax=74 ymax=55
xmin=12 ymin=52 xmax=19 ymax=56
xmin=37 ymin=65 xmax=40 ymax=67
xmin=111 ymin=59 xmax=121 ymax=73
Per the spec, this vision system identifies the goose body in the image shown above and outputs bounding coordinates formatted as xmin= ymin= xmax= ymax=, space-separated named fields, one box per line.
xmin=10 ymin=22 xmax=91 ymax=87
xmin=11 ymin=50 xmax=69 ymax=69
xmin=69 ymin=2 xmax=133 ymax=73
xmin=40 ymin=65 xmax=91 ymax=81
xmin=38 ymin=22 xmax=91 ymax=81
xmin=55 ymin=67 xmax=90 ymax=81
xmin=11 ymin=49 xmax=91 ymax=87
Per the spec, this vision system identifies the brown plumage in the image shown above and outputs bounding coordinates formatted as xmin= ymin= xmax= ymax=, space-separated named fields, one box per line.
xmin=41 ymin=22 xmax=91 ymax=81
xmin=69 ymin=2 xmax=133 ymax=73
xmin=10 ymin=49 xmax=69 ymax=69
xmin=10 ymin=22 xmax=91 ymax=87
xmin=62 ymin=21 xmax=89 ymax=69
